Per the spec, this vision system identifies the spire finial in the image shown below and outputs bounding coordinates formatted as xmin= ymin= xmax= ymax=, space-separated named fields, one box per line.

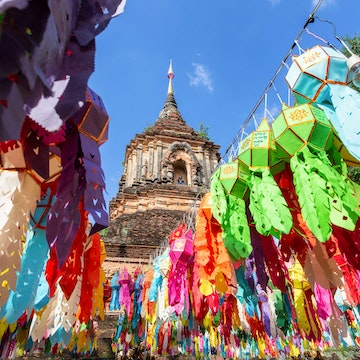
xmin=160 ymin=59 xmax=178 ymax=116
xmin=167 ymin=59 xmax=174 ymax=95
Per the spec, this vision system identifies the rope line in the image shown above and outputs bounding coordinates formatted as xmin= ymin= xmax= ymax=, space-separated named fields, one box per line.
xmin=221 ymin=0 xmax=324 ymax=161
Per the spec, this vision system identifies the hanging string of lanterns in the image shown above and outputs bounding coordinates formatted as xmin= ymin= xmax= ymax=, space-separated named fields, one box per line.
xmin=108 ymin=18 xmax=360 ymax=360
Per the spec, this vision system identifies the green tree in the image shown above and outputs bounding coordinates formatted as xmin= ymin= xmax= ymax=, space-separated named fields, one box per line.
xmin=143 ymin=122 xmax=153 ymax=132
xmin=348 ymin=167 xmax=360 ymax=184
xmin=341 ymin=35 xmax=360 ymax=58
xmin=198 ymin=122 xmax=210 ymax=140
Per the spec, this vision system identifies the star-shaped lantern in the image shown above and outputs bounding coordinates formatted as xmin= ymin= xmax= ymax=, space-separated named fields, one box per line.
xmin=272 ymin=103 xmax=333 ymax=159
xmin=238 ymin=118 xmax=284 ymax=175
xmin=218 ymin=160 xmax=249 ymax=199
xmin=285 ymin=45 xmax=348 ymax=104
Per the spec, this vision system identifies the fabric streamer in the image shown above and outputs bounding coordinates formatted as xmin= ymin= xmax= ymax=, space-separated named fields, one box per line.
xmin=0 ymin=170 xmax=40 ymax=308
xmin=0 ymin=0 xmax=126 ymax=357
xmin=211 ymin=166 xmax=252 ymax=260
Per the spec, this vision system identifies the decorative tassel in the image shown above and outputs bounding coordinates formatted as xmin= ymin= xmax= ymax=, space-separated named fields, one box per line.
xmin=223 ymin=194 xmax=252 ymax=260
xmin=248 ymin=169 xmax=292 ymax=238
xmin=288 ymin=258 xmax=322 ymax=341
xmin=0 ymin=171 xmax=40 ymax=308
xmin=319 ymin=84 xmax=360 ymax=162
xmin=290 ymin=147 xmax=332 ymax=242
xmin=291 ymin=145 xmax=360 ymax=242
xmin=210 ymin=167 xmax=229 ymax=226
xmin=211 ymin=168 xmax=252 ymax=260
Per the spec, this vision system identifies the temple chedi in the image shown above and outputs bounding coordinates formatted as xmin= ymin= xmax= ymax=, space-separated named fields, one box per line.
xmin=103 ymin=61 xmax=221 ymax=275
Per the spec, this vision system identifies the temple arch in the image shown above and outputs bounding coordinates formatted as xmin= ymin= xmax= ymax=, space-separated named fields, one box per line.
xmin=163 ymin=141 xmax=202 ymax=186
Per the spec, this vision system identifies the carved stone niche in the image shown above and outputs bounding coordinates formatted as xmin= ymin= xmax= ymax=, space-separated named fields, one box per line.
xmin=163 ymin=141 xmax=204 ymax=187
xmin=173 ymin=158 xmax=187 ymax=185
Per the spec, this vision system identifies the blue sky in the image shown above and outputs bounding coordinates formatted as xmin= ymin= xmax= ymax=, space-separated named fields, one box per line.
xmin=89 ymin=0 xmax=360 ymax=206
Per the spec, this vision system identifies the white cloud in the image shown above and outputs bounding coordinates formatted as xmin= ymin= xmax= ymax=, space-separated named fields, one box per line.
xmin=268 ymin=103 xmax=282 ymax=118
xmin=312 ymin=0 xmax=336 ymax=8
xmin=268 ymin=0 xmax=281 ymax=6
xmin=188 ymin=63 xmax=214 ymax=93
xmin=268 ymin=0 xmax=336 ymax=8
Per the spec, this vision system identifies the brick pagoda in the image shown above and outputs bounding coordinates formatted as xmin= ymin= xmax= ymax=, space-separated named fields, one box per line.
xmin=102 ymin=61 xmax=221 ymax=275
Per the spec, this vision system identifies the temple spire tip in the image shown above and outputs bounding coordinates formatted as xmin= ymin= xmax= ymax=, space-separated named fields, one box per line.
xmin=167 ymin=59 xmax=174 ymax=95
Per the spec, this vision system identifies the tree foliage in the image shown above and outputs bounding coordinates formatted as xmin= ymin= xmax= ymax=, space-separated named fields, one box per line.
xmin=348 ymin=166 xmax=360 ymax=185
xmin=198 ymin=122 xmax=210 ymax=140
xmin=143 ymin=123 xmax=153 ymax=132
xmin=342 ymin=34 xmax=360 ymax=57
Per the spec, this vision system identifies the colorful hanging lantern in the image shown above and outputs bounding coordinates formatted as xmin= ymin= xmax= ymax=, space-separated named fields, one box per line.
xmin=72 ymin=87 xmax=109 ymax=145
xmin=286 ymin=45 xmax=360 ymax=162
xmin=218 ymin=160 xmax=249 ymax=199
xmin=203 ymin=185 xmax=216 ymax=220
xmin=210 ymin=169 xmax=252 ymax=260
xmin=169 ymin=224 xmax=194 ymax=265
xmin=272 ymin=103 xmax=333 ymax=160
xmin=168 ymin=224 xmax=193 ymax=316
xmin=285 ymin=45 xmax=348 ymax=104
xmin=159 ymin=251 xmax=171 ymax=278
xmin=119 ymin=268 xmax=134 ymax=316
xmin=235 ymin=119 xmax=292 ymax=238
xmin=238 ymin=118 xmax=284 ymax=175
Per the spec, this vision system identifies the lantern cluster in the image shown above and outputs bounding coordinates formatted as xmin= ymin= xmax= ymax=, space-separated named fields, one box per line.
xmin=0 ymin=1 xmax=125 ymax=358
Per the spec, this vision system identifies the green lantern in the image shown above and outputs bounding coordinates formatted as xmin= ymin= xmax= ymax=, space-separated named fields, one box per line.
xmin=238 ymin=118 xmax=284 ymax=175
xmin=218 ymin=160 xmax=249 ymax=199
xmin=272 ymin=103 xmax=333 ymax=160
xmin=235 ymin=119 xmax=292 ymax=237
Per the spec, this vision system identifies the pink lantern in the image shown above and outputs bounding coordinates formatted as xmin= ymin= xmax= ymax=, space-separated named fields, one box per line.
xmin=119 ymin=268 xmax=134 ymax=315
xmin=119 ymin=267 xmax=132 ymax=284
xmin=169 ymin=224 xmax=194 ymax=265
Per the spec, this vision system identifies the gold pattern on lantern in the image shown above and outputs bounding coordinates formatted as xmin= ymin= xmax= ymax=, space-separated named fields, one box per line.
xmin=302 ymin=50 xmax=322 ymax=64
xmin=289 ymin=109 xmax=309 ymax=121
xmin=222 ymin=164 xmax=236 ymax=175
xmin=239 ymin=137 xmax=251 ymax=151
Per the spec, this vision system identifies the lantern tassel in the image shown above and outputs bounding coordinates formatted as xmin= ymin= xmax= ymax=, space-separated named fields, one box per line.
xmin=248 ymin=169 xmax=292 ymax=238
xmin=0 ymin=171 xmax=40 ymax=308
xmin=319 ymin=84 xmax=360 ymax=162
